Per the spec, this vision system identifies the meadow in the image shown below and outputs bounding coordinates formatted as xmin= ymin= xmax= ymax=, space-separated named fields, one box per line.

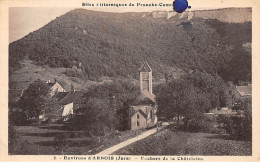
xmin=114 ymin=128 xmax=252 ymax=156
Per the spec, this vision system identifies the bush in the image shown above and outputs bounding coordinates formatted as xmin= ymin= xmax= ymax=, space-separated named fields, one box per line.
xmin=181 ymin=115 xmax=224 ymax=133
xmin=217 ymin=114 xmax=251 ymax=140
xmin=217 ymin=98 xmax=252 ymax=140
xmin=10 ymin=111 xmax=28 ymax=126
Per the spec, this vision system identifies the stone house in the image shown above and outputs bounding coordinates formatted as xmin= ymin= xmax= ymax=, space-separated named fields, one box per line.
xmin=129 ymin=62 xmax=158 ymax=130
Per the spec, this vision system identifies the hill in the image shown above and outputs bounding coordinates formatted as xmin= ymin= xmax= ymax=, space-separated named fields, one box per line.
xmin=187 ymin=8 xmax=251 ymax=23
xmin=9 ymin=8 xmax=251 ymax=89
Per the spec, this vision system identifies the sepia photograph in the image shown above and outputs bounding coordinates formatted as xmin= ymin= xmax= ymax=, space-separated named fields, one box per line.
xmin=7 ymin=6 xmax=253 ymax=156
xmin=0 ymin=0 xmax=259 ymax=163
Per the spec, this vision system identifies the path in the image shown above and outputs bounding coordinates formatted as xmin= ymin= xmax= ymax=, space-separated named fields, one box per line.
xmin=96 ymin=127 xmax=160 ymax=155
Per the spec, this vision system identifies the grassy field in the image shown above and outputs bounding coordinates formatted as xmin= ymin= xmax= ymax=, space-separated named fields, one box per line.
xmin=11 ymin=124 xmax=143 ymax=155
xmin=113 ymin=129 xmax=252 ymax=156
xmin=11 ymin=124 xmax=252 ymax=156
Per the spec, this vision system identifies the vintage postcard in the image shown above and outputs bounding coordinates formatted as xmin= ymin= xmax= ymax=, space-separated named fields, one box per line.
xmin=0 ymin=0 xmax=260 ymax=162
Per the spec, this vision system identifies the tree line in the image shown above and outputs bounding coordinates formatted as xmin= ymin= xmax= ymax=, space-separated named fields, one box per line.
xmin=10 ymin=70 xmax=251 ymax=139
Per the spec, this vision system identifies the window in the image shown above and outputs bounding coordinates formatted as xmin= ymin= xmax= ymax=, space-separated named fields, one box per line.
xmin=137 ymin=114 xmax=139 ymax=119
xmin=137 ymin=121 xmax=140 ymax=126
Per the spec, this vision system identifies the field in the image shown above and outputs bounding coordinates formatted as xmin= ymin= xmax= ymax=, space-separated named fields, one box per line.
xmin=10 ymin=124 xmax=143 ymax=155
xmin=10 ymin=124 xmax=252 ymax=156
xmin=113 ymin=128 xmax=252 ymax=156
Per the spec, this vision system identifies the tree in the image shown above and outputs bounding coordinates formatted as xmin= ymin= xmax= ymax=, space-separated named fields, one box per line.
xmin=75 ymin=80 xmax=139 ymax=135
xmin=156 ymin=70 xmax=233 ymax=131
xmin=116 ymin=102 xmax=131 ymax=131
xmin=18 ymin=80 xmax=50 ymax=120
xmin=217 ymin=98 xmax=252 ymax=140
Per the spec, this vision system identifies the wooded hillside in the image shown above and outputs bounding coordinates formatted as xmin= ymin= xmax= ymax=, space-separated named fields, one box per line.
xmin=9 ymin=8 xmax=251 ymax=83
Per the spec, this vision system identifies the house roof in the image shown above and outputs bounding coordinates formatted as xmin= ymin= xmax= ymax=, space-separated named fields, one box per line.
xmin=140 ymin=61 xmax=152 ymax=72
xmin=47 ymin=82 xmax=56 ymax=87
xmin=45 ymin=106 xmax=64 ymax=118
xmin=130 ymin=92 xmax=155 ymax=105
xmin=58 ymin=91 xmax=86 ymax=105
xmin=52 ymin=92 xmax=70 ymax=101
xmin=236 ymin=85 xmax=252 ymax=97
xmin=47 ymin=81 xmax=65 ymax=90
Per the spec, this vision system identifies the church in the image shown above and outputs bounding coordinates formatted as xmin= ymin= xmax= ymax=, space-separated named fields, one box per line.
xmin=129 ymin=62 xmax=158 ymax=130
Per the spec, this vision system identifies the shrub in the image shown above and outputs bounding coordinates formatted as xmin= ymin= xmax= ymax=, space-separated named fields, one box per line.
xmin=181 ymin=115 xmax=224 ymax=133
xmin=218 ymin=98 xmax=252 ymax=140
xmin=217 ymin=114 xmax=251 ymax=140
xmin=10 ymin=111 xmax=28 ymax=126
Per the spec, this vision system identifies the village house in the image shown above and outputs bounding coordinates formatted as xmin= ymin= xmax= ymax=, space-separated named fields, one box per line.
xmin=44 ymin=89 xmax=86 ymax=122
xmin=41 ymin=91 xmax=69 ymax=122
xmin=236 ymin=84 xmax=252 ymax=98
xmin=128 ymin=62 xmax=158 ymax=130
xmin=46 ymin=80 xmax=66 ymax=97
xmin=204 ymin=84 xmax=252 ymax=118
xmin=38 ymin=80 xmax=67 ymax=121
xmin=10 ymin=79 xmax=66 ymax=120
xmin=58 ymin=90 xmax=86 ymax=121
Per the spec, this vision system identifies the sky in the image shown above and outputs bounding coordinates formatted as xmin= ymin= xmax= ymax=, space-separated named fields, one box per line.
xmin=9 ymin=6 xmax=220 ymax=43
xmin=9 ymin=8 xmax=75 ymax=43
xmin=7 ymin=0 xmax=253 ymax=43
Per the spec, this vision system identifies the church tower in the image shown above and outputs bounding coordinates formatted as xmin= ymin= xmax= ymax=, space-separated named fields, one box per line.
xmin=139 ymin=62 xmax=153 ymax=95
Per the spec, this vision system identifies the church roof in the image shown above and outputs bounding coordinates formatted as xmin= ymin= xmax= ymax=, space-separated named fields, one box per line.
xmin=130 ymin=92 xmax=155 ymax=105
xmin=140 ymin=61 xmax=152 ymax=72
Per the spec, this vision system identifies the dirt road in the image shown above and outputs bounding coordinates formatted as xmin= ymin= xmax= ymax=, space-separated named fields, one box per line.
xmin=96 ymin=127 xmax=159 ymax=155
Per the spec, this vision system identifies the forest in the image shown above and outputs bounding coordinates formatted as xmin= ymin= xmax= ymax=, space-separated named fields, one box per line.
xmin=9 ymin=9 xmax=251 ymax=84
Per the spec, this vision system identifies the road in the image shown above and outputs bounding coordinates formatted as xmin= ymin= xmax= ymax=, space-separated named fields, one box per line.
xmin=96 ymin=127 xmax=159 ymax=155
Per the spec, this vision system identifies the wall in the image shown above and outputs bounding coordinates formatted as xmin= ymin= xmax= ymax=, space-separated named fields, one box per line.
xmin=131 ymin=111 xmax=147 ymax=130
xmin=62 ymin=102 xmax=73 ymax=120
xmin=130 ymin=105 xmax=158 ymax=129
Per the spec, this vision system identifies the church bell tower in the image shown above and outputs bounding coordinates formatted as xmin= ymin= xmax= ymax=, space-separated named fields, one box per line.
xmin=139 ymin=61 xmax=153 ymax=95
